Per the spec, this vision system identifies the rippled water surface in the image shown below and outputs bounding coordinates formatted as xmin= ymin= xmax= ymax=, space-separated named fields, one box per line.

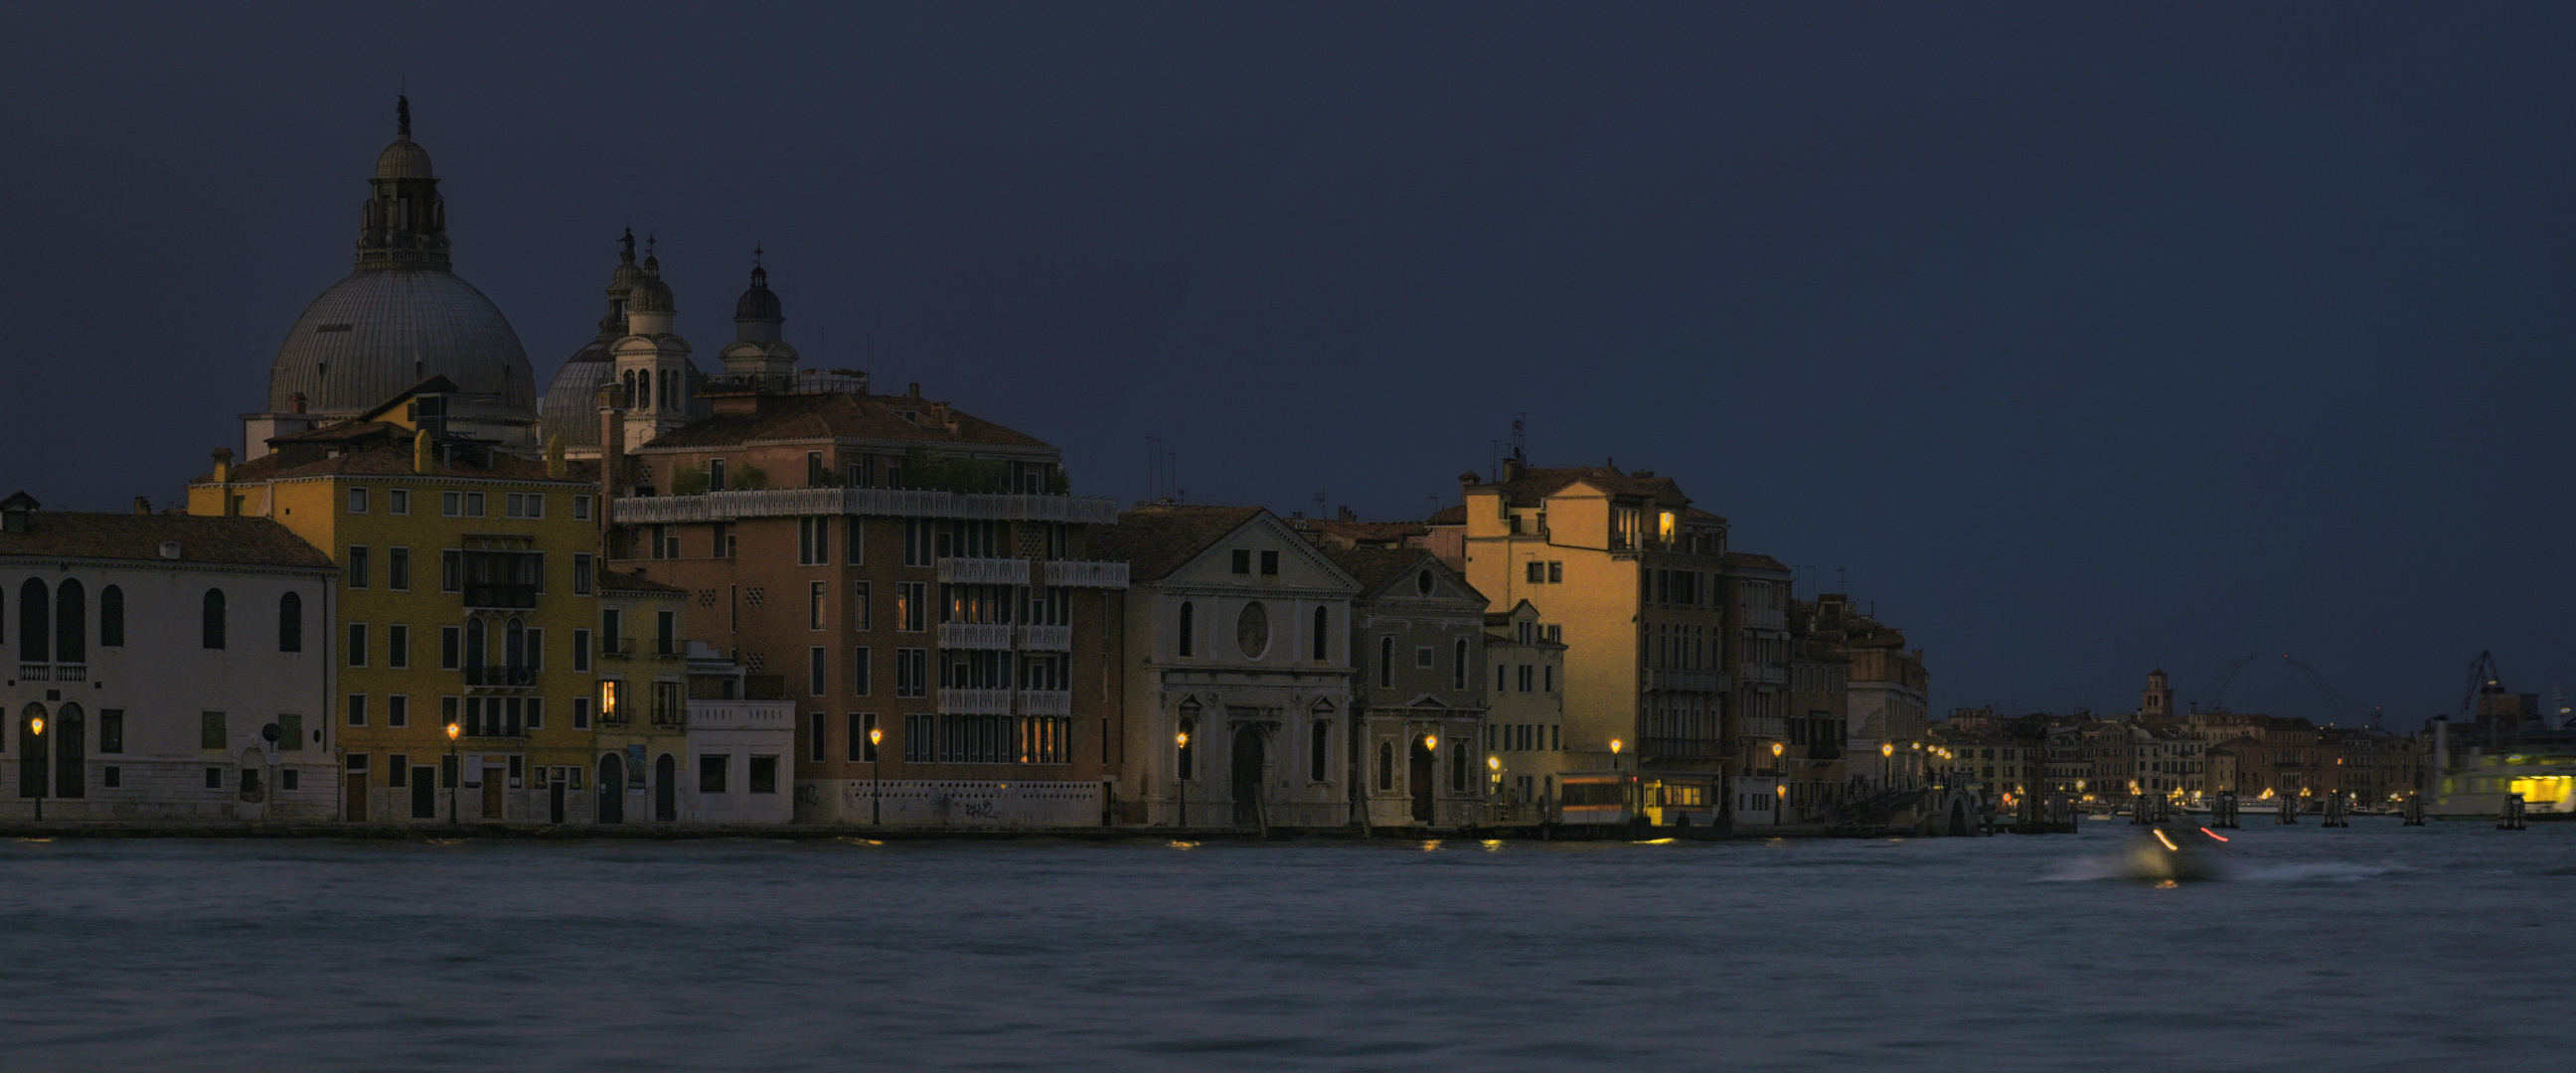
xmin=4 ymin=821 xmax=2573 ymax=1071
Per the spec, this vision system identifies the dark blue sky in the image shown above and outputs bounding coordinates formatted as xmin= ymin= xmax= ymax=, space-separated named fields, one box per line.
xmin=5 ymin=2 xmax=2569 ymax=722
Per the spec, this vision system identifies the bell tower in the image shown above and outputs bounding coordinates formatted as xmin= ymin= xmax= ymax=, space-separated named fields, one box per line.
xmin=2142 ymin=669 xmax=2174 ymax=718
xmin=610 ymin=238 xmax=696 ymax=451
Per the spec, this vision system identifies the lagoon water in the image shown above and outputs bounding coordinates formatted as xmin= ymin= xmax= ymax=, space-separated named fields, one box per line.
xmin=3 ymin=821 xmax=2572 ymax=1071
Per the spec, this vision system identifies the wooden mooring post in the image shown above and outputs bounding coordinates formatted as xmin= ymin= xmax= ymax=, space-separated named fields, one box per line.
xmin=2277 ymin=793 xmax=2299 ymax=825
xmin=2322 ymin=791 xmax=2348 ymax=828
xmin=2498 ymin=795 xmax=2527 ymax=831
xmin=2212 ymin=792 xmax=2240 ymax=829
xmin=2401 ymin=793 xmax=2426 ymax=826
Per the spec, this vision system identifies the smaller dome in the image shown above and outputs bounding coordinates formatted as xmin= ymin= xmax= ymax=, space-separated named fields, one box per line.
xmin=628 ymin=274 xmax=675 ymax=315
xmin=376 ymin=138 xmax=433 ymax=179
xmin=734 ymin=265 xmax=783 ymax=322
xmin=610 ymin=261 xmax=644 ymax=288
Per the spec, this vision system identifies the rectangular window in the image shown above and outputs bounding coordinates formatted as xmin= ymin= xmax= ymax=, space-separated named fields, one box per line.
xmin=601 ymin=609 xmax=622 ymax=653
xmin=1526 ymin=561 xmax=1544 ymax=583
xmin=103 ymin=766 xmax=120 ymax=788
xmin=1547 ymin=561 xmax=1563 ymax=583
xmin=348 ymin=693 xmax=368 ymax=726
xmin=388 ymin=694 xmax=408 ymax=728
xmin=897 ymin=582 xmax=926 ymax=631
xmin=903 ymin=712 xmax=934 ymax=762
xmin=749 ymin=755 xmax=779 ymax=794
xmin=1519 ymin=665 xmax=1534 ymax=692
xmin=524 ymin=628 xmax=543 ymax=672
xmin=846 ymin=518 xmax=865 ymax=564
xmin=714 ymin=522 xmax=735 ymax=558
xmin=347 ymin=623 xmax=368 ymax=667
xmin=798 ymin=517 xmax=831 ymax=565
xmin=895 ymin=648 xmax=928 ymax=697
xmin=1231 ymin=549 xmax=1251 ymax=574
xmin=700 ymin=754 xmax=729 ymax=794
xmin=441 ymin=549 xmax=462 ymax=592
xmin=572 ymin=494 xmax=592 ymax=521
xmin=657 ymin=610 xmax=677 ymax=656
xmin=1414 ymin=646 xmax=1433 ymax=670
xmin=99 ymin=709 xmax=124 ymax=753
xmin=348 ymin=545 xmax=370 ymax=588
xmin=571 ymin=696 xmax=592 ymax=729
xmin=348 ymin=487 xmax=368 ymax=513
xmin=389 ymin=755 xmax=407 ymax=786
xmin=811 ymin=713 xmax=831 ymax=763
xmin=441 ymin=695 xmax=459 ymax=734
xmin=526 ymin=697 xmax=544 ymax=731
xmin=853 ymin=581 xmax=872 ymax=630
xmin=200 ymin=711 xmax=225 ymax=750
xmin=573 ymin=552 xmax=593 ymax=594
xmin=206 ymin=767 xmax=223 ymax=789
xmin=505 ymin=493 xmax=545 ymax=519
xmin=851 ymin=646 xmax=871 ymax=695
xmin=810 ymin=581 xmax=827 ymax=630
xmin=1260 ymin=549 xmax=1279 ymax=575
xmin=572 ymin=628 xmax=592 ymax=672
xmin=807 ymin=451 xmax=826 ymax=486
xmin=440 ymin=626 xmax=460 ymax=670
xmin=809 ymin=647 xmax=827 ymax=696
xmin=279 ymin=713 xmax=303 ymax=751
xmin=388 ymin=546 xmax=409 ymax=590
xmin=389 ymin=489 xmax=408 ymax=515
xmin=850 ymin=712 xmax=878 ymax=762
xmin=1544 ymin=665 xmax=1554 ymax=692
xmin=708 ymin=459 xmax=727 ymax=492
xmin=903 ymin=520 xmax=932 ymax=566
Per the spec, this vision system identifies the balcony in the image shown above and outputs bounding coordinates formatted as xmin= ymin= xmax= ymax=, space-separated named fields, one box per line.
xmin=1740 ymin=664 xmax=1786 ymax=686
xmin=18 ymin=663 xmax=84 ymax=683
xmin=1643 ymin=669 xmax=1724 ymax=693
xmin=937 ymin=688 xmax=1013 ymax=715
xmin=1018 ymin=624 xmax=1072 ymax=651
xmin=463 ymin=583 xmax=538 ymax=610
xmin=1021 ymin=690 xmax=1071 ymax=716
xmin=938 ymin=557 xmax=1030 ymax=585
xmin=651 ymin=707 xmax=687 ymax=728
xmin=690 ymin=698 xmax=794 ymax=731
xmin=1043 ymin=559 xmax=1130 ymax=589
xmin=1741 ymin=608 xmax=1786 ymax=631
xmin=612 ymin=487 xmax=1120 ymax=526
xmin=598 ymin=637 xmax=635 ymax=660
xmin=938 ymin=623 xmax=1014 ymax=651
xmin=465 ymin=666 xmax=537 ymax=688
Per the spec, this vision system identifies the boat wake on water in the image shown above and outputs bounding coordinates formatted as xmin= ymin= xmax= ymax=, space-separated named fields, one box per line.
xmin=2035 ymin=826 xmax=2407 ymax=884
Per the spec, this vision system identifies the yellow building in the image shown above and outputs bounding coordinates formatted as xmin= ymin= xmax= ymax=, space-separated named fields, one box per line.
xmin=1434 ymin=462 xmax=1730 ymax=825
xmin=189 ymin=380 xmax=609 ymax=823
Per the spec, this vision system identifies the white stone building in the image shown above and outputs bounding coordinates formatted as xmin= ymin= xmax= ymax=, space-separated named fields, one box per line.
xmin=3 ymin=493 xmax=339 ymax=821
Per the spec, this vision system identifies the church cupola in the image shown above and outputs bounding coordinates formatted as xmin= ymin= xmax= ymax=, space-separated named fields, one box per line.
xmin=624 ymin=241 xmax=677 ymax=335
xmin=732 ymin=249 xmax=785 ymax=344
xmin=355 ymin=96 xmax=452 ymax=271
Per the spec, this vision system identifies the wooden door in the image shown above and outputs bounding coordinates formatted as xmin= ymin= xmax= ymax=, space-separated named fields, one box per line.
xmin=548 ymin=777 xmax=565 ymax=824
xmin=480 ymin=768 xmax=505 ymax=820
xmin=344 ymin=773 xmax=368 ymax=822
xmin=409 ymin=768 xmax=436 ymax=819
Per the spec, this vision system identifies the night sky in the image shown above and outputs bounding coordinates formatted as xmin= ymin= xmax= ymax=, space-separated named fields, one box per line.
xmin=5 ymin=3 xmax=2569 ymax=723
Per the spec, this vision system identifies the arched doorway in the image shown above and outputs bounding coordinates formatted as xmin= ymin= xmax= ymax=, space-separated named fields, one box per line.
xmin=1408 ymin=735 xmax=1436 ymax=824
xmin=597 ymin=753 xmax=625 ymax=824
xmin=655 ymin=753 xmax=678 ymax=821
xmin=1230 ymin=726 xmax=1266 ymax=828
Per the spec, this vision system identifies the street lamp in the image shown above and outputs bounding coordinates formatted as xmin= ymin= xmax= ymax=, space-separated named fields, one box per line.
xmin=1176 ymin=729 xmax=1191 ymax=828
xmin=1881 ymin=741 xmax=1894 ymax=788
xmin=28 ymin=715 xmax=43 ymax=823
xmin=446 ymin=721 xmax=462 ymax=825
xmin=869 ymin=726 xmax=885 ymax=825
xmin=1771 ymin=741 xmax=1786 ymax=826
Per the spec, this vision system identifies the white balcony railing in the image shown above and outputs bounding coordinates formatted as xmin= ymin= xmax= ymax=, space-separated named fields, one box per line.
xmin=1018 ymin=624 xmax=1073 ymax=651
xmin=688 ymin=699 xmax=795 ymax=731
xmin=1043 ymin=559 xmax=1130 ymax=589
xmin=938 ymin=623 xmax=1015 ymax=651
xmin=1643 ymin=669 xmax=1724 ymax=693
xmin=937 ymin=688 xmax=1013 ymax=715
xmin=1741 ymin=608 xmax=1787 ymax=631
xmin=613 ymin=487 xmax=1119 ymax=526
xmin=1021 ymin=690 xmax=1072 ymax=716
xmin=938 ymin=557 xmax=1029 ymax=585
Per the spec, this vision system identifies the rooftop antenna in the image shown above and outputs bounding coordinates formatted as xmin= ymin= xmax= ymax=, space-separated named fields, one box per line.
xmin=1510 ymin=412 xmax=1528 ymax=463
xmin=1314 ymin=492 xmax=1327 ymax=516
xmin=1489 ymin=440 xmax=1501 ymax=482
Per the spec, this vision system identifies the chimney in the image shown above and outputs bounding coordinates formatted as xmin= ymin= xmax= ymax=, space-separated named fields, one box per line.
xmin=1339 ymin=506 xmax=1357 ymax=522
xmin=133 ymin=496 xmax=150 ymax=515
xmin=908 ymin=382 xmax=921 ymax=398
xmin=212 ymin=447 xmax=234 ymax=484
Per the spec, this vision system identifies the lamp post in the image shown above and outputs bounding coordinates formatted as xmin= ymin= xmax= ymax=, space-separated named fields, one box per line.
xmin=869 ymin=726 xmax=885 ymax=825
xmin=29 ymin=715 xmax=43 ymax=823
xmin=1881 ymin=741 xmax=1894 ymax=789
xmin=1609 ymin=738 xmax=1627 ymax=825
xmin=1772 ymin=741 xmax=1786 ymax=826
xmin=446 ymin=721 xmax=462 ymax=825
xmin=1176 ymin=729 xmax=1190 ymax=829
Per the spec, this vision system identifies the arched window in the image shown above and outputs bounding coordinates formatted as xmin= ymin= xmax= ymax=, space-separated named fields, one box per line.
xmin=19 ymin=578 xmax=49 ymax=663
xmin=202 ymin=589 xmax=227 ymax=649
xmin=1312 ymin=605 xmax=1328 ymax=662
xmin=465 ymin=618 xmax=487 ymax=670
xmin=1310 ymin=719 xmax=1330 ymax=782
xmin=1176 ymin=601 xmax=1195 ymax=658
xmin=1453 ymin=638 xmax=1470 ymax=690
xmin=1376 ymin=741 xmax=1395 ymax=791
xmin=505 ymin=617 xmax=527 ymax=670
xmin=97 ymin=585 xmax=123 ymax=648
xmin=54 ymin=579 xmax=84 ymax=664
xmin=640 ymin=370 xmax=655 ymax=410
xmin=1450 ymin=738 xmax=1470 ymax=794
xmin=1378 ymin=636 xmax=1394 ymax=688
xmin=277 ymin=592 xmax=302 ymax=652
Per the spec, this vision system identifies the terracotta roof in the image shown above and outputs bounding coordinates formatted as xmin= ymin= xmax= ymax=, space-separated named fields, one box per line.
xmin=642 ymin=391 xmax=1051 ymax=450
xmin=1685 ymin=506 xmax=1728 ymax=526
xmin=1484 ymin=465 xmax=1690 ymax=508
xmin=1424 ymin=504 xmax=1465 ymax=526
xmin=202 ymin=441 xmax=594 ymax=486
xmin=1724 ymin=551 xmax=1791 ymax=573
xmin=0 ymin=507 xmax=333 ymax=568
xmin=598 ymin=567 xmax=687 ymax=595
xmin=1087 ymin=505 xmax=1267 ymax=581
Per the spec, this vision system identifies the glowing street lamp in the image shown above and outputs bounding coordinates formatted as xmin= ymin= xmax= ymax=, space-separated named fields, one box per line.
xmin=446 ymin=721 xmax=462 ymax=826
xmin=869 ymin=726 xmax=886 ymax=825
xmin=1881 ymin=741 xmax=1895 ymax=787
xmin=29 ymin=715 xmax=44 ymax=823
xmin=1176 ymin=729 xmax=1191 ymax=828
